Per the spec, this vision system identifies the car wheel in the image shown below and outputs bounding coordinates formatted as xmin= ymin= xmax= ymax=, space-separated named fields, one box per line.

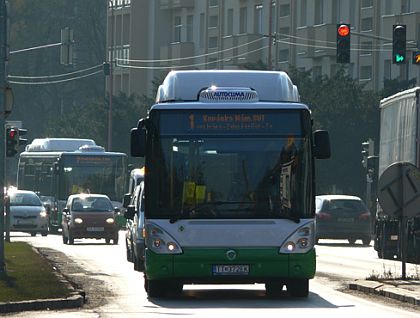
xmin=68 ymin=234 xmax=74 ymax=245
xmin=41 ymin=232 xmax=48 ymax=237
xmin=348 ymin=238 xmax=356 ymax=245
xmin=105 ymin=238 xmax=111 ymax=244
xmin=30 ymin=232 xmax=36 ymax=237
xmin=287 ymin=279 xmax=309 ymax=298
xmin=362 ymin=237 xmax=371 ymax=246
xmin=265 ymin=282 xmax=284 ymax=296
xmin=113 ymin=236 xmax=119 ymax=245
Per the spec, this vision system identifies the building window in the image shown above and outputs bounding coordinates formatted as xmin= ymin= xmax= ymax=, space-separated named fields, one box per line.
xmin=402 ymin=0 xmax=411 ymax=13
xmin=226 ymin=8 xmax=234 ymax=35
xmin=314 ymin=0 xmax=324 ymax=25
xmin=361 ymin=41 xmax=372 ymax=55
xmin=384 ymin=60 xmax=391 ymax=80
xmin=384 ymin=0 xmax=392 ymax=15
xmin=174 ymin=16 xmax=182 ymax=43
xmin=361 ymin=0 xmax=373 ymax=8
xmin=279 ymin=49 xmax=289 ymax=62
xmin=209 ymin=0 xmax=219 ymax=7
xmin=361 ymin=17 xmax=373 ymax=31
xmin=279 ymin=4 xmax=290 ymax=17
xmin=187 ymin=15 xmax=193 ymax=42
xmin=239 ymin=7 xmax=247 ymax=34
xmin=200 ymin=13 xmax=205 ymax=48
xmin=209 ymin=15 xmax=218 ymax=28
xmin=209 ymin=36 xmax=218 ymax=48
xmin=300 ymin=0 xmax=307 ymax=26
xmin=360 ymin=65 xmax=372 ymax=80
xmin=278 ymin=27 xmax=290 ymax=39
xmin=254 ymin=4 xmax=263 ymax=34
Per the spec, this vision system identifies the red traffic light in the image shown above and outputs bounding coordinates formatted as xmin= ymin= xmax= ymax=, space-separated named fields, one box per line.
xmin=337 ymin=24 xmax=350 ymax=37
xmin=8 ymin=129 xmax=16 ymax=138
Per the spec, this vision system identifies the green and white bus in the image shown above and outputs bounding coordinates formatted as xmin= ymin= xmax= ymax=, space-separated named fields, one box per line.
xmin=130 ymin=70 xmax=330 ymax=298
xmin=17 ymin=138 xmax=128 ymax=232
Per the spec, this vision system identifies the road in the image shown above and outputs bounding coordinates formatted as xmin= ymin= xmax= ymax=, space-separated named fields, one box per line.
xmin=5 ymin=233 xmax=420 ymax=318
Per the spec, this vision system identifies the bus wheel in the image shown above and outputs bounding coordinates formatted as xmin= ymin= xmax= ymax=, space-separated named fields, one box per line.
xmin=287 ymin=279 xmax=309 ymax=298
xmin=147 ymin=280 xmax=166 ymax=298
xmin=265 ymin=282 xmax=284 ymax=296
xmin=348 ymin=238 xmax=356 ymax=245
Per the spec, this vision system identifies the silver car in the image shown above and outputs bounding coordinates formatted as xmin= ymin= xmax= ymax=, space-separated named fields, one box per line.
xmin=8 ymin=189 xmax=49 ymax=236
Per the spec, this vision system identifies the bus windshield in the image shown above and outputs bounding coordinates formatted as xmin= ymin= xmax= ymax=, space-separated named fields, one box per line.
xmin=147 ymin=110 xmax=313 ymax=220
xmin=60 ymin=155 xmax=126 ymax=202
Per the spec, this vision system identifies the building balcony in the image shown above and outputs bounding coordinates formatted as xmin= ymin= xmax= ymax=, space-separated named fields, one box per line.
xmin=160 ymin=42 xmax=195 ymax=68
xmin=159 ymin=0 xmax=194 ymax=10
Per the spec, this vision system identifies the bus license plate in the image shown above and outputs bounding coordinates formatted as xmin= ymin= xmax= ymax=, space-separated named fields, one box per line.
xmin=87 ymin=227 xmax=104 ymax=232
xmin=212 ymin=265 xmax=249 ymax=275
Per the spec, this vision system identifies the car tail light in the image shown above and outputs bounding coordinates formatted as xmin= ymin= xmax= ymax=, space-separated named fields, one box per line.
xmin=316 ymin=212 xmax=331 ymax=220
xmin=359 ymin=211 xmax=370 ymax=220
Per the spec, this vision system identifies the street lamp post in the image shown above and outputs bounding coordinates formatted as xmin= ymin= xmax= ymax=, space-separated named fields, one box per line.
xmin=107 ymin=0 xmax=114 ymax=151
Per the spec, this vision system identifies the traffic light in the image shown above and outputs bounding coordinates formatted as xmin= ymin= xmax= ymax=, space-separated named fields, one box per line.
xmin=392 ymin=24 xmax=406 ymax=64
xmin=336 ymin=24 xmax=351 ymax=64
xmin=413 ymin=52 xmax=420 ymax=65
xmin=60 ymin=27 xmax=73 ymax=65
xmin=361 ymin=139 xmax=374 ymax=168
xmin=17 ymin=128 xmax=28 ymax=147
xmin=6 ymin=127 xmax=18 ymax=157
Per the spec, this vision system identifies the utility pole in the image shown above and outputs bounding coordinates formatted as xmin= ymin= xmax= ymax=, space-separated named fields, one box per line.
xmin=0 ymin=0 xmax=7 ymax=273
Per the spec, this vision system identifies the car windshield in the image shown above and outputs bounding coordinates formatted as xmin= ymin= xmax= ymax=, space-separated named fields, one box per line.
xmin=10 ymin=192 xmax=42 ymax=207
xmin=71 ymin=197 xmax=114 ymax=212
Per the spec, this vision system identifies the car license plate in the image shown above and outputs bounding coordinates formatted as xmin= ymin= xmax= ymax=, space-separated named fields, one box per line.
xmin=87 ymin=227 xmax=104 ymax=232
xmin=337 ymin=217 xmax=354 ymax=223
xmin=212 ymin=264 xmax=249 ymax=275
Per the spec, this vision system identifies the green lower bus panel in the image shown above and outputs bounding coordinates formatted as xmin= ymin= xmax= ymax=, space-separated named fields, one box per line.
xmin=145 ymin=248 xmax=316 ymax=281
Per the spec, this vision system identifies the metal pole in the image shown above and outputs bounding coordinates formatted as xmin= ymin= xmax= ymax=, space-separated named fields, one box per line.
xmin=107 ymin=1 xmax=114 ymax=151
xmin=0 ymin=0 xmax=7 ymax=273
xmin=400 ymin=164 xmax=406 ymax=279
xmin=267 ymin=0 xmax=273 ymax=70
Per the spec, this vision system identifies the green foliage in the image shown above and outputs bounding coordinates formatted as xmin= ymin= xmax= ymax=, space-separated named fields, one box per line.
xmin=0 ymin=242 xmax=70 ymax=302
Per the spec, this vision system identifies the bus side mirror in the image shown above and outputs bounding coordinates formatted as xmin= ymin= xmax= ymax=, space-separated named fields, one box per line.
xmin=313 ymin=130 xmax=331 ymax=159
xmin=123 ymin=193 xmax=131 ymax=208
xmin=130 ymin=128 xmax=146 ymax=157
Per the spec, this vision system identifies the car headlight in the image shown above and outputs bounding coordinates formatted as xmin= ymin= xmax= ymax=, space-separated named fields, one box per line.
xmin=145 ymin=223 xmax=182 ymax=254
xmin=279 ymin=221 xmax=314 ymax=254
xmin=74 ymin=218 xmax=83 ymax=224
xmin=39 ymin=211 xmax=48 ymax=218
xmin=106 ymin=218 xmax=115 ymax=224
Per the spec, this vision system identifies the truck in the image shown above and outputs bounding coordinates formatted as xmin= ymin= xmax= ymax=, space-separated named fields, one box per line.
xmin=130 ymin=70 xmax=331 ymax=298
xmin=374 ymin=87 xmax=420 ymax=263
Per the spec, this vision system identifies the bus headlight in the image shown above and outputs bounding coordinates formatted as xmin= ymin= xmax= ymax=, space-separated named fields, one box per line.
xmin=279 ymin=222 xmax=314 ymax=254
xmin=74 ymin=218 xmax=83 ymax=224
xmin=145 ymin=223 xmax=182 ymax=254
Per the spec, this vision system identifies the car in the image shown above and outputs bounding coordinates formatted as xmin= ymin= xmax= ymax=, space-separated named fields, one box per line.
xmin=61 ymin=194 xmax=119 ymax=245
xmin=315 ymin=194 xmax=371 ymax=245
xmin=8 ymin=189 xmax=49 ymax=236
xmin=124 ymin=181 xmax=145 ymax=271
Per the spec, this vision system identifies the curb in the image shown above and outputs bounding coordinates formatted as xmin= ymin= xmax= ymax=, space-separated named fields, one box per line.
xmin=349 ymin=280 xmax=420 ymax=306
xmin=0 ymin=291 xmax=85 ymax=313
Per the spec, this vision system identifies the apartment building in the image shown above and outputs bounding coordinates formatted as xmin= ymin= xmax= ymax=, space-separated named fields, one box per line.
xmin=107 ymin=0 xmax=420 ymax=97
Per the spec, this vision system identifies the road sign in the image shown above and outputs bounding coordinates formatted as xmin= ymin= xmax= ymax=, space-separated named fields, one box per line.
xmin=378 ymin=162 xmax=420 ymax=218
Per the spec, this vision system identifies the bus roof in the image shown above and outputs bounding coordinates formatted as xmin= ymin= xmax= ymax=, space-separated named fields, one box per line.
xmin=155 ymin=70 xmax=300 ymax=103
xmin=25 ymin=138 xmax=96 ymax=152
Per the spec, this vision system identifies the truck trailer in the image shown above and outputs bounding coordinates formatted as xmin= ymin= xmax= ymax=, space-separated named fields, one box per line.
xmin=374 ymin=87 xmax=420 ymax=263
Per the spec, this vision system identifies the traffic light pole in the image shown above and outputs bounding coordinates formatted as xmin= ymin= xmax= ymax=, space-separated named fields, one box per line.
xmin=0 ymin=0 xmax=7 ymax=273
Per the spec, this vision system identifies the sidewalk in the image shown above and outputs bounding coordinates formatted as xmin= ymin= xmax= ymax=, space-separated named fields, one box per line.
xmin=349 ymin=279 xmax=420 ymax=305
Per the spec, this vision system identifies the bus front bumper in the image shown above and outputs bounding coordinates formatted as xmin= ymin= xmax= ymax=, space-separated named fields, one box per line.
xmin=144 ymin=247 xmax=316 ymax=283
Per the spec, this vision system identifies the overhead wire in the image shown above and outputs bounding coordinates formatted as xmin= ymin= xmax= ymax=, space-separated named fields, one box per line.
xmin=8 ymin=69 xmax=103 ymax=85
xmin=8 ymin=64 xmax=103 ymax=80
